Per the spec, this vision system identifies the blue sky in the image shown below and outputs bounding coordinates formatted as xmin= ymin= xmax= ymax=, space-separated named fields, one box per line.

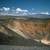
xmin=0 ymin=0 xmax=50 ymax=16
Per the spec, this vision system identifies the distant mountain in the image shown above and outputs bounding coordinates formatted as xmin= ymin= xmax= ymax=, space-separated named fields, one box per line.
xmin=28 ymin=14 xmax=50 ymax=18
xmin=0 ymin=14 xmax=50 ymax=19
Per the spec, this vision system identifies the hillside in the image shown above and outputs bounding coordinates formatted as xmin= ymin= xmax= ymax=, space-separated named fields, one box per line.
xmin=0 ymin=16 xmax=50 ymax=45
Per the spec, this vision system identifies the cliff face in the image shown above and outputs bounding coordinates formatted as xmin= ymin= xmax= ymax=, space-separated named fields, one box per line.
xmin=0 ymin=18 xmax=50 ymax=45
xmin=2 ymin=19 xmax=50 ymax=45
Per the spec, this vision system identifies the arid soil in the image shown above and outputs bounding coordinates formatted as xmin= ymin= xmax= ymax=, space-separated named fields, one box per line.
xmin=0 ymin=19 xmax=50 ymax=45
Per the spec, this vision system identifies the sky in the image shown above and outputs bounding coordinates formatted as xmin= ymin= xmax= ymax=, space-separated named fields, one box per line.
xmin=0 ymin=0 xmax=50 ymax=16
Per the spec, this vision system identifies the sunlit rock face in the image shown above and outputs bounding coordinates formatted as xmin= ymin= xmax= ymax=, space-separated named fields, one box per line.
xmin=3 ymin=18 xmax=50 ymax=45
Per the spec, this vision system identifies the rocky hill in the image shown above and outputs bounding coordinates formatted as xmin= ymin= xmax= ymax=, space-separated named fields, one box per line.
xmin=0 ymin=17 xmax=50 ymax=45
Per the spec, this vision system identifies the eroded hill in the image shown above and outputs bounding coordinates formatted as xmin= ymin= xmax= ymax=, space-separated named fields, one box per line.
xmin=0 ymin=18 xmax=50 ymax=45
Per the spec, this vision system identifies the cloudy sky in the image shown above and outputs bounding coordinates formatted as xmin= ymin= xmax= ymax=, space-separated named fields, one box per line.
xmin=0 ymin=0 xmax=50 ymax=16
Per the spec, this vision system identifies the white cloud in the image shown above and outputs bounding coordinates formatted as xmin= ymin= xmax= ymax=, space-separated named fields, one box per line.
xmin=16 ymin=8 xmax=28 ymax=12
xmin=40 ymin=12 xmax=49 ymax=15
xmin=16 ymin=8 xmax=29 ymax=16
xmin=0 ymin=7 xmax=49 ymax=16
xmin=3 ymin=7 xmax=10 ymax=11
xmin=31 ymin=12 xmax=49 ymax=15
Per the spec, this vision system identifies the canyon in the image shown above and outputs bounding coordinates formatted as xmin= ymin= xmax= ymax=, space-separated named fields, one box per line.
xmin=0 ymin=17 xmax=50 ymax=45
